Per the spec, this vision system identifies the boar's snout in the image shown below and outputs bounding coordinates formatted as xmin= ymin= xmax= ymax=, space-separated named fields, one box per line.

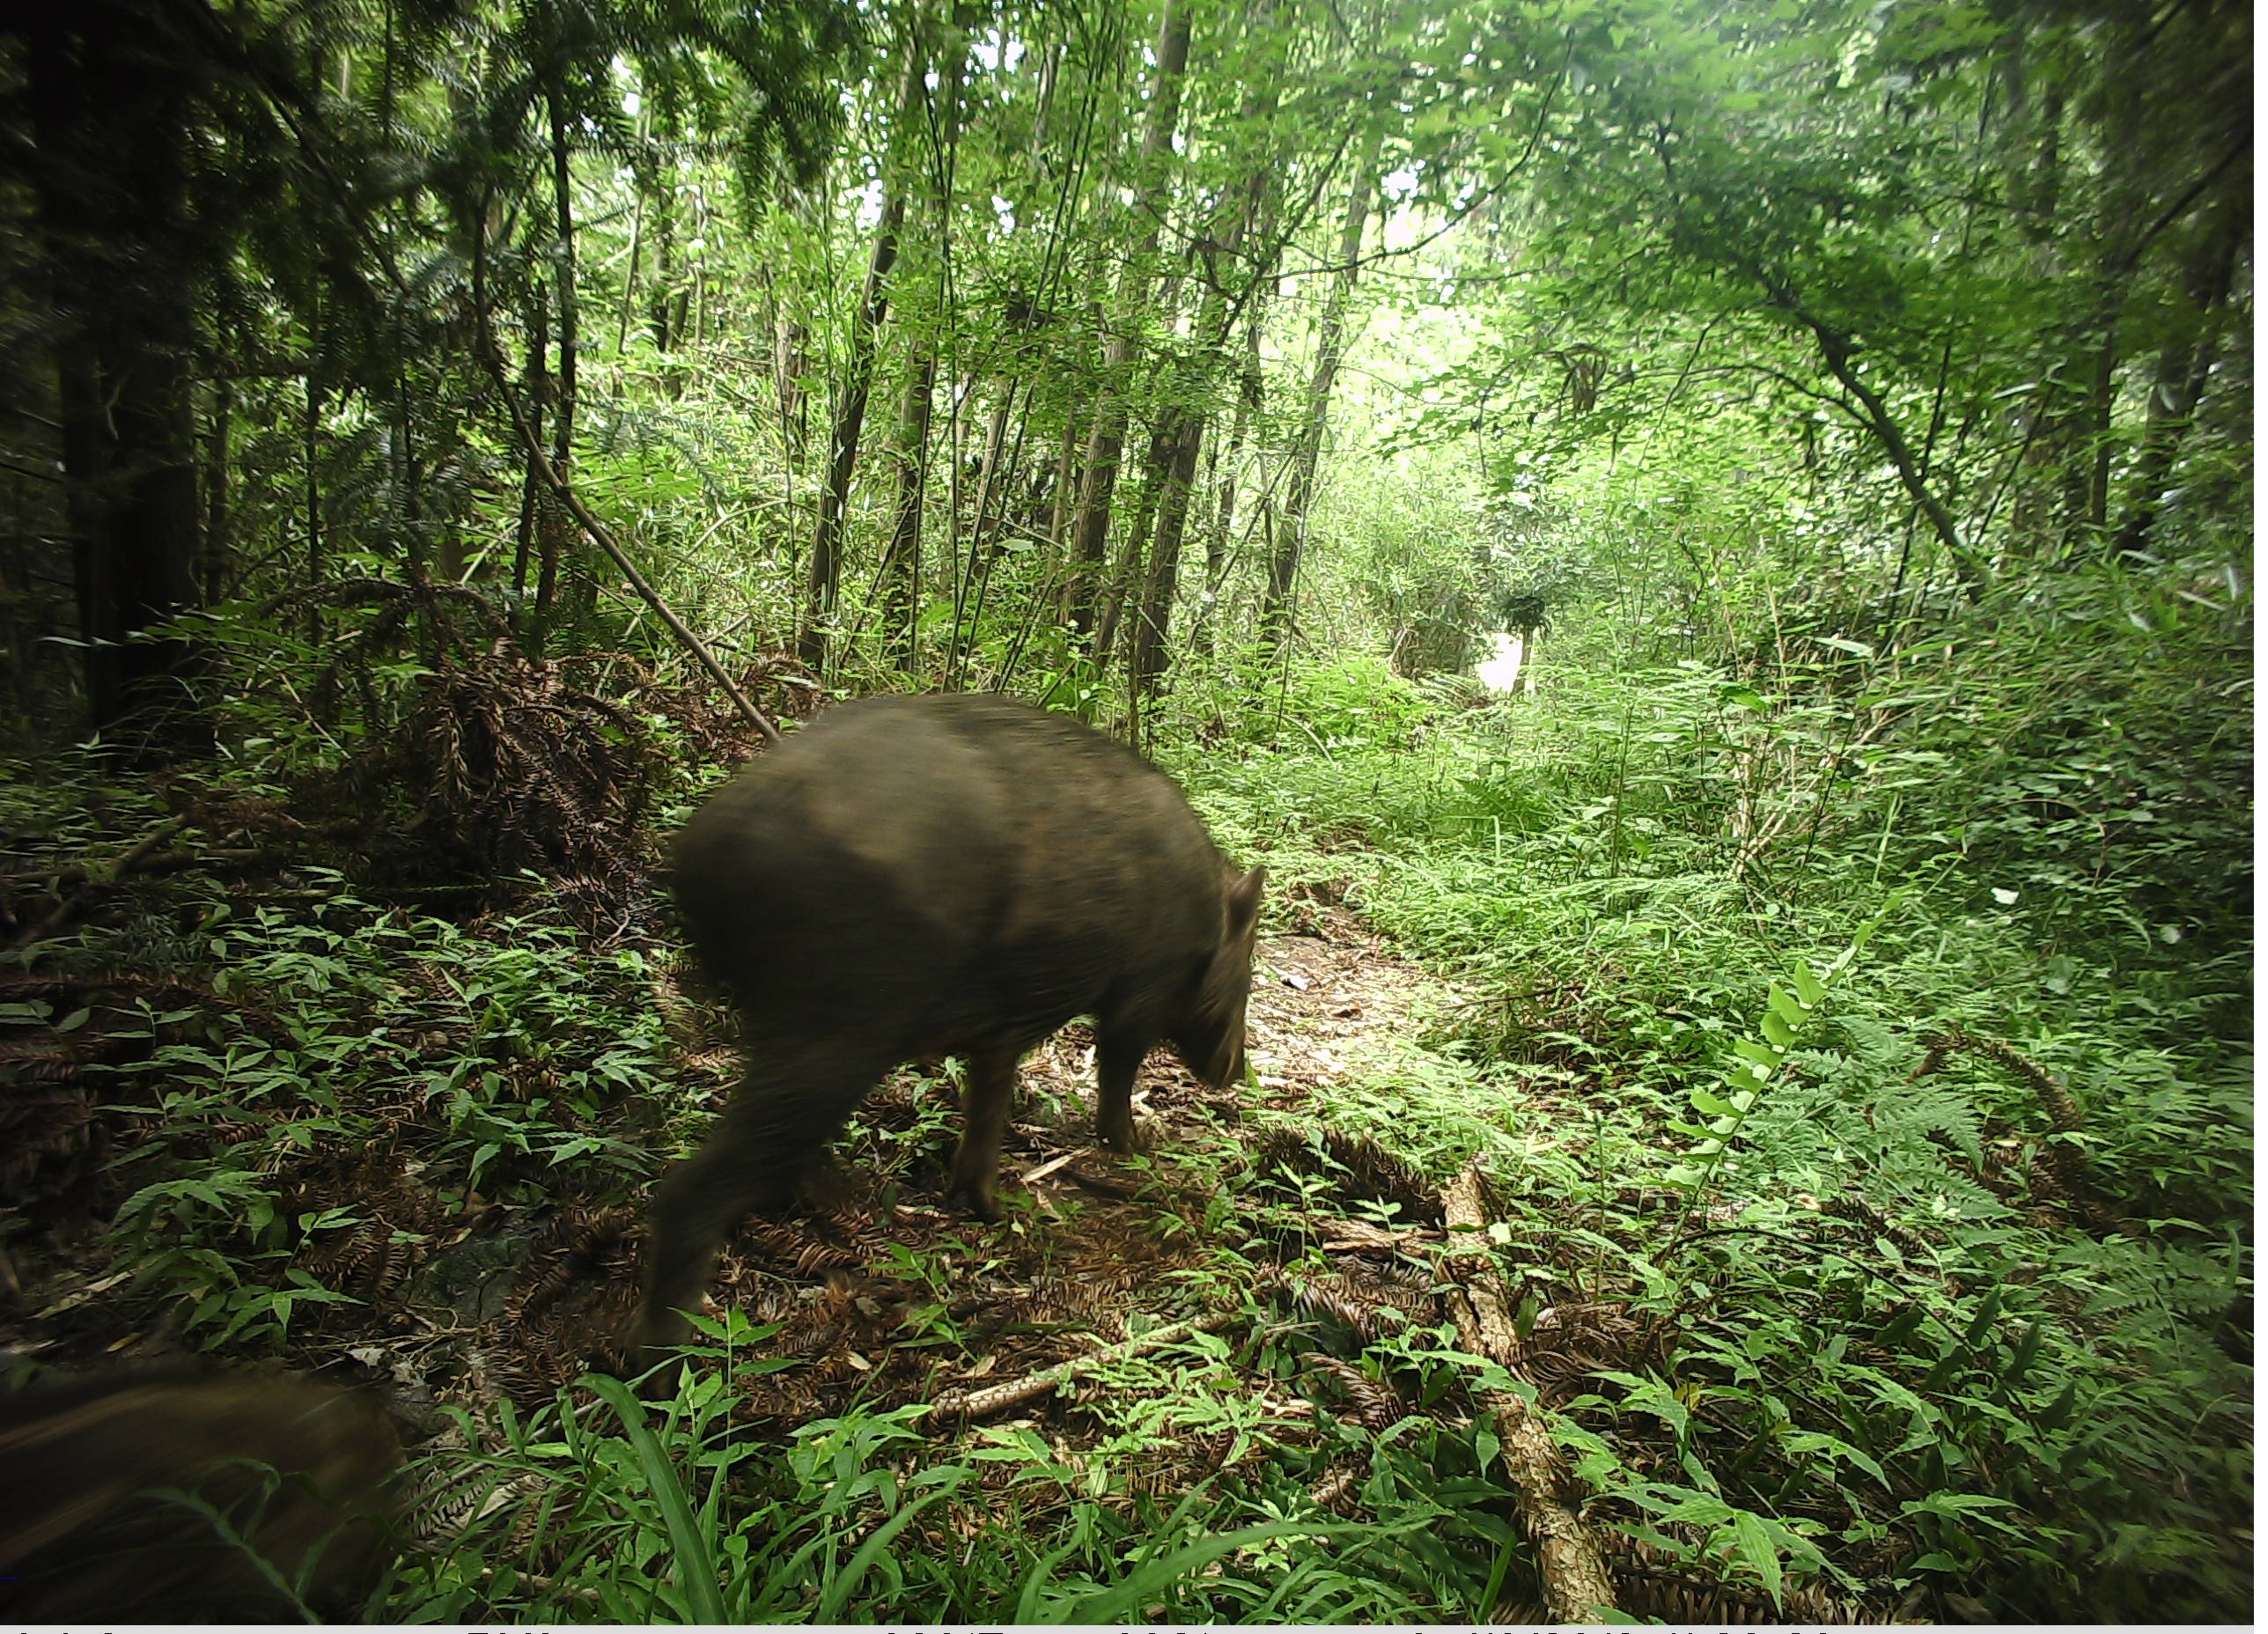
xmin=1177 ymin=863 xmax=1266 ymax=1088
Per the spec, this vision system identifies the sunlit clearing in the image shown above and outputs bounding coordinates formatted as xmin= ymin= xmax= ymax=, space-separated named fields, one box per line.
xmin=1476 ymin=631 xmax=1525 ymax=692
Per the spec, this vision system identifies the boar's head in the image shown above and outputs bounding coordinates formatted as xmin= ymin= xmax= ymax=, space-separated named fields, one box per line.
xmin=1174 ymin=864 xmax=1266 ymax=1088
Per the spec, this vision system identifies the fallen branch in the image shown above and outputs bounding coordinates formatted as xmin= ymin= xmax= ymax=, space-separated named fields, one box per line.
xmin=10 ymin=819 xmax=188 ymax=953
xmin=1056 ymin=1168 xmax=1140 ymax=1203
xmin=922 ymin=1309 xmax=1240 ymax=1426
xmin=1017 ymin=1149 xmax=1085 ymax=1185
xmin=1312 ymin=1218 xmax=1442 ymax=1254
xmin=1440 ymin=1165 xmax=1620 ymax=1623
xmin=5 ymin=848 xmax=286 ymax=894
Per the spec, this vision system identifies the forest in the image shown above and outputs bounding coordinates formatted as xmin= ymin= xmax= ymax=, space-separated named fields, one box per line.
xmin=0 ymin=0 xmax=2250 ymax=1623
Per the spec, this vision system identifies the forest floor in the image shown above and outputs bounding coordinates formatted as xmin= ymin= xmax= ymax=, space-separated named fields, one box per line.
xmin=473 ymin=909 xmax=1471 ymax=1430
xmin=5 ymin=893 xmax=1460 ymax=1413
xmin=16 ymin=894 xmax=1636 ymax=1600
xmin=5 ymin=863 xmax=1882 ymax=1623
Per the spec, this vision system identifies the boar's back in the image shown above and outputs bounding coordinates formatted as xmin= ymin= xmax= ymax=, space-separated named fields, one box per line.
xmin=670 ymin=694 xmax=1229 ymax=1051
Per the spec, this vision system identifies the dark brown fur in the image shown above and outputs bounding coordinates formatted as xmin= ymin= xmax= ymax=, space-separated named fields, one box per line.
xmin=0 ymin=1368 xmax=401 ymax=1622
xmin=641 ymin=694 xmax=1263 ymax=1372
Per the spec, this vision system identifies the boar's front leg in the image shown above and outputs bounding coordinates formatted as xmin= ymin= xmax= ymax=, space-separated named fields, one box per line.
xmin=945 ymin=1043 xmax=1020 ymax=1222
xmin=1093 ymin=1016 xmax=1147 ymax=1155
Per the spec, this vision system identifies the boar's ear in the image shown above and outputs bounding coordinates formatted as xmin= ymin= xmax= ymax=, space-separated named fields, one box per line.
xmin=1225 ymin=865 xmax=1266 ymax=930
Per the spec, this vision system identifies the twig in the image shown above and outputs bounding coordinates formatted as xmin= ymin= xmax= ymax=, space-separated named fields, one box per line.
xmin=1440 ymin=1165 xmax=1621 ymax=1623
xmin=1017 ymin=1149 xmax=1086 ymax=1186
xmin=10 ymin=819 xmax=188 ymax=952
xmin=921 ymin=1309 xmax=1240 ymax=1426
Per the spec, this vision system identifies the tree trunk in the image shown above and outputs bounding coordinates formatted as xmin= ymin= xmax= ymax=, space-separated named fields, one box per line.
xmin=800 ymin=35 xmax=927 ymax=674
xmin=768 ymin=198 xmax=809 ymax=463
xmin=532 ymin=79 xmax=580 ymax=651
xmin=26 ymin=4 xmax=209 ymax=747
xmin=1116 ymin=183 xmax=1266 ymax=697
xmin=547 ymin=87 xmax=580 ymax=476
xmin=1121 ymin=4 xmax=1286 ymax=702
xmin=774 ymin=314 xmax=807 ymax=453
xmin=2110 ymin=196 xmax=2245 ymax=558
xmin=393 ymin=328 xmax=423 ymax=572
xmin=1093 ymin=421 xmax=1169 ymax=669
xmin=70 ymin=350 xmax=204 ymax=742
xmin=878 ymin=347 xmax=936 ymax=670
xmin=883 ymin=7 xmax=975 ymax=679
xmin=963 ymin=391 xmax=1014 ymax=562
xmin=2060 ymin=8 xmax=2152 ymax=550
xmin=1045 ymin=415 xmax=1080 ymax=622
xmin=615 ymin=110 xmax=652 ymax=357
xmin=943 ymin=386 xmax=1020 ymax=686
xmin=1196 ymin=313 xmax=1264 ymax=656
xmin=1267 ymin=138 xmax=1376 ymax=651
xmin=1996 ymin=32 xmax=2064 ymax=246
xmin=651 ymin=179 xmax=689 ymax=399
xmin=652 ymin=190 xmax=677 ymax=352
xmin=1065 ymin=0 xmax=1193 ymax=644
xmin=510 ymin=283 xmax=548 ymax=626
xmin=1128 ymin=409 xmax=1204 ymax=709
xmin=304 ymin=298 xmax=324 ymax=605
xmin=202 ymin=374 xmax=231 ymax=604
xmin=1048 ymin=414 xmax=1079 ymax=549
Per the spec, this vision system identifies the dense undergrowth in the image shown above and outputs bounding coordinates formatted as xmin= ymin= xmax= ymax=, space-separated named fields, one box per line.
xmin=0 ymin=554 xmax=2250 ymax=1624
xmin=1167 ymin=635 xmax=2252 ymax=1622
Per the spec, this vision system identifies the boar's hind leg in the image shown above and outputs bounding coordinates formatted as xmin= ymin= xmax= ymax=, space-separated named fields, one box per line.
xmin=638 ymin=1041 xmax=894 ymax=1370
xmin=945 ymin=1043 xmax=1020 ymax=1221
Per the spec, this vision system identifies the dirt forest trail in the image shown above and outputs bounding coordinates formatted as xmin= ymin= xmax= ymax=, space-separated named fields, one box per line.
xmin=1245 ymin=921 xmax=1457 ymax=1115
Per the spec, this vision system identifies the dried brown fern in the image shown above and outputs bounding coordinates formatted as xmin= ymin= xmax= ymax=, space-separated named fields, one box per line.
xmin=1915 ymin=1029 xmax=2136 ymax=1238
xmin=249 ymin=577 xmax=742 ymax=910
xmin=1253 ymin=1125 xmax=1446 ymax=1225
xmin=1519 ymin=1301 xmax=1647 ymax=1396
xmin=299 ymin=1220 xmax=408 ymax=1305
xmin=1302 ymin=1352 xmax=1410 ymax=1433
xmin=0 ymin=973 xmax=289 ymax=1216
xmin=1602 ymin=1529 xmax=1882 ymax=1624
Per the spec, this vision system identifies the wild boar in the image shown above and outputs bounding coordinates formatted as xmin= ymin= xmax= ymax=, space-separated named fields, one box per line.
xmin=640 ymin=693 xmax=1263 ymax=1369
xmin=0 ymin=1368 xmax=401 ymax=1621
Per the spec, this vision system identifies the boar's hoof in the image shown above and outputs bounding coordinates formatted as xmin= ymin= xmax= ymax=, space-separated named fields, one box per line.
xmin=632 ymin=1352 xmax=686 ymax=1400
xmin=616 ymin=1311 xmax=696 ymax=1397
xmin=945 ymin=1180 xmax=1004 ymax=1223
